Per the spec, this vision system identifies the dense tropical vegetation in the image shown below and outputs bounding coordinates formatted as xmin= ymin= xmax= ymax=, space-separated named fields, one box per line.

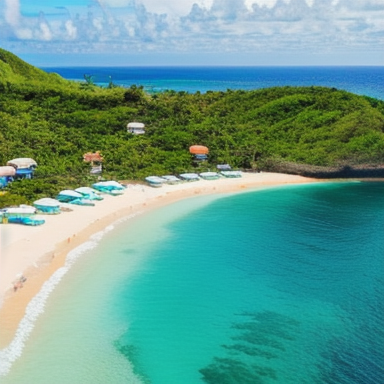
xmin=1 ymin=48 xmax=384 ymax=207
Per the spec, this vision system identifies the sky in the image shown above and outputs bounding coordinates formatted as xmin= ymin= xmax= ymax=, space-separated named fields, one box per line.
xmin=0 ymin=0 xmax=383 ymax=66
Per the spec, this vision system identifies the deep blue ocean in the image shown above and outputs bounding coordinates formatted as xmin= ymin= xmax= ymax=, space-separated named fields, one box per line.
xmin=42 ymin=66 xmax=384 ymax=100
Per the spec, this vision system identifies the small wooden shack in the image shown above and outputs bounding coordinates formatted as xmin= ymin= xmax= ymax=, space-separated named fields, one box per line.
xmin=6 ymin=158 xmax=37 ymax=179
xmin=189 ymin=145 xmax=209 ymax=161
xmin=83 ymin=151 xmax=103 ymax=174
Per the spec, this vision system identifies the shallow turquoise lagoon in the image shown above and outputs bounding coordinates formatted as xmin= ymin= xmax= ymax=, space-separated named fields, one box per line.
xmin=1 ymin=182 xmax=383 ymax=384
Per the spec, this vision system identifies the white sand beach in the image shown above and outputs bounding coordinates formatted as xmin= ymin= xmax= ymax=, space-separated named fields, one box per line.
xmin=0 ymin=172 xmax=319 ymax=346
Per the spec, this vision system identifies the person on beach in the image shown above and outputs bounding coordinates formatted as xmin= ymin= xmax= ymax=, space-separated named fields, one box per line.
xmin=13 ymin=275 xmax=27 ymax=292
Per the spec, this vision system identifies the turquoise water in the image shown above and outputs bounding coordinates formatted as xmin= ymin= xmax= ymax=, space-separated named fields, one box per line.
xmin=1 ymin=182 xmax=384 ymax=383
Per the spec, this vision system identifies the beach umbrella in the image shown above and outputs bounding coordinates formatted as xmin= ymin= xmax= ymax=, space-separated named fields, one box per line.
xmin=57 ymin=190 xmax=83 ymax=198
xmin=33 ymin=198 xmax=61 ymax=214
xmin=75 ymin=187 xmax=104 ymax=200
xmin=189 ymin=145 xmax=209 ymax=155
xmin=179 ymin=173 xmax=200 ymax=181
xmin=93 ymin=181 xmax=125 ymax=190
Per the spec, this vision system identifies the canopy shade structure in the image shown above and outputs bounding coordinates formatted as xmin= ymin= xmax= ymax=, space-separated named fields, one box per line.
xmin=127 ymin=122 xmax=145 ymax=134
xmin=92 ymin=181 xmax=125 ymax=195
xmin=0 ymin=206 xmax=37 ymax=216
xmin=145 ymin=176 xmax=167 ymax=187
xmin=93 ymin=181 xmax=125 ymax=190
xmin=0 ymin=166 xmax=16 ymax=177
xmin=189 ymin=145 xmax=209 ymax=155
xmin=75 ymin=187 xmax=99 ymax=194
xmin=83 ymin=151 xmax=103 ymax=163
xmin=57 ymin=190 xmax=83 ymax=198
xmin=7 ymin=158 xmax=37 ymax=169
xmin=216 ymin=164 xmax=232 ymax=171
xmin=162 ymin=175 xmax=182 ymax=184
xmin=33 ymin=198 xmax=61 ymax=214
xmin=33 ymin=198 xmax=61 ymax=207
xmin=179 ymin=173 xmax=200 ymax=181
xmin=75 ymin=187 xmax=104 ymax=200
xmin=199 ymin=172 xmax=221 ymax=180
xmin=56 ymin=190 xmax=95 ymax=205
xmin=220 ymin=170 xmax=242 ymax=178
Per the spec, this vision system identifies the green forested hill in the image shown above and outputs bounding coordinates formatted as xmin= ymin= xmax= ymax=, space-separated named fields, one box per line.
xmin=0 ymin=48 xmax=67 ymax=85
xmin=1 ymin=48 xmax=384 ymax=206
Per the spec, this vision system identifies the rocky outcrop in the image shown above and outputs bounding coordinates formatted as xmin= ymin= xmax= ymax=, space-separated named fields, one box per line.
xmin=258 ymin=161 xmax=384 ymax=179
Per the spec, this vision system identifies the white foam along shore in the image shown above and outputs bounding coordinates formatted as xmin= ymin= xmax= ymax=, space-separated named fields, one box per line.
xmin=0 ymin=172 xmax=318 ymax=314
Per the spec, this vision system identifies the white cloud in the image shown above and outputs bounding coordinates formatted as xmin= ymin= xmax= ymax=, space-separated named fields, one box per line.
xmin=100 ymin=0 xmax=132 ymax=7
xmin=15 ymin=28 xmax=33 ymax=40
xmin=39 ymin=23 xmax=52 ymax=41
xmin=0 ymin=0 xmax=382 ymax=64
xmin=138 ymin=0 xmax=214 ymax=16
xmin=5 ymin=0 xmax=20 ymax=26
xmin=65 ymin=20 xmax=77 ymax=39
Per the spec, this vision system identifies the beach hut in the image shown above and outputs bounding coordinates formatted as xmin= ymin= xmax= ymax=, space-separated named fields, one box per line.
xmin=145 ymin=176 xmax=167 ymax=188
xmin=0 ymin=205 xmax=45 ymax=225
xmin=217 ymin=164 xmax=232 ymax=171
xmin=56 ymin=190 xmax=95 ymax=206
xmin=220 ymin=170 xmax=242 ymax=178
xmin=199 ymin=172 xmax=221 ymax=180
xmin=92 ymin=181 xmax=125 ymax=195
xmin=127 ymin=122 xmax=145 ymax=135
xmin=162 ymin=175 xmax=182 ymax=184
xmin=75 ymin=187 xmax=104 ymax=201
xmin=179 ymin=173 xmax=200 ymax=182
xmin=189 ymin=145 xmax=209 ymax=161
xmin=7 ymin=158 xmax=37 ymax=179
xmin=33 ymin=198 xmax=61 ymax=214
xmin=83 ymin=151 xmax=103 ymax=175
xmin=0 ymin=166 xmax=16 ymax=188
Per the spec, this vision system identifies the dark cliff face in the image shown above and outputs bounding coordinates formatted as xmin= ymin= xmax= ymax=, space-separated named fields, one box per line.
xmin=258 ymin=161 xmax=384 ymax=179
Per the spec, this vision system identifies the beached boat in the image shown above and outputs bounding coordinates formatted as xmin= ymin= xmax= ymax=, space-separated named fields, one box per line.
xmin=56 ymin=190 xmax=95 ymax=206
xmin=92 ymin=181 xmax=125 ymax=195
xmin=162 ymin=175 xmax=182 ymax=184
xmin=220 ymin=170 xmax=242 ymax=178
xmin=145 ymin=176 xmax=167 ymax=187
xmin=179 ymin=173 xmax=200 ymax=182
xmin=33 ymin=198 xmax=61 ymax=214
xmin=75 ymin=187 xmax=104 ymax=201
xmin=199 ymin=172 xmax=221 ymax=180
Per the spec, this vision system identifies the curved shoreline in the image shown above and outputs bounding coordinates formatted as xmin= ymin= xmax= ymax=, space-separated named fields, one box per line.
xmin=0 ymin=172 xmax=320 ymax=349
